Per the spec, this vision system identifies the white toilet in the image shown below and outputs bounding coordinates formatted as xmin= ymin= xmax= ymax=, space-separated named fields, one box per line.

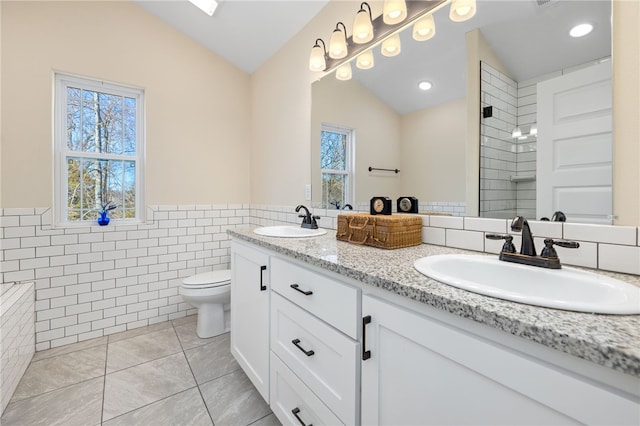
xmin=179 ymin=269 xmax=231 ymax=338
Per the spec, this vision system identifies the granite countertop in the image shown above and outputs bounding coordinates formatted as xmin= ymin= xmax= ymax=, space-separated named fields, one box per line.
xmin=228 ymin=227 xmax=640 ymax=378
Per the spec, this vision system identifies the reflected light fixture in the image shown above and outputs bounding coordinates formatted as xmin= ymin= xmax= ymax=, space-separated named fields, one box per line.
xmin=570 ymin=23 xmax=594 ymax=37
xmin=381 ymin=33 xmax=402 ymax=57
xmin=356 ymin=50 xmax=374 ymax=70
xmin=449 ymin=0 xmax=476 ymax=22
xmin=353 ymin=2 xmax=374 ymax=44
xmin=329 ymin=22 xmax=348 ymax=59
xmin=188 ymin=0 xmax=218 ymax=16
xmin=383 ymin=0 xmax=407 ymax=25
xmin=413 ymin=14 xmax=436 ymax=41
xmin=336 ymin=62 xmax=353 ymax=81
xmin=512 ymin=127 xmax=522 ymax=138
xmin=309 ymin=39 xmax=327 ymax=72
xmin=418 ymin=81 xmax=432 ymax=91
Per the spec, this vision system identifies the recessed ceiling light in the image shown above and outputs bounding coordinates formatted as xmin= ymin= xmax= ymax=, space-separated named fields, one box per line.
xmin=418 ymin=81 xmax=432 ymax=91
xmin=570 ymin=23 xmax=594 ymax=38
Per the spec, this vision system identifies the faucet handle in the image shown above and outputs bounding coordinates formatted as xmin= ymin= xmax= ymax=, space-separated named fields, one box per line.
xmin=541 ymin=238 xmax=580 ymax=258
xmin=486 ymin=234 xmax=516 ymax=253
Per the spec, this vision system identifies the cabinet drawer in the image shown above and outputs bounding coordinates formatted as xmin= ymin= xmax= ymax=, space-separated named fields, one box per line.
xmin=270 ymin=352 xmax=343 ymax=426
xmin=271 ymin=293 xmax=358 ymax=425
xmin=271 ymin=257 xmax=359 ymax=338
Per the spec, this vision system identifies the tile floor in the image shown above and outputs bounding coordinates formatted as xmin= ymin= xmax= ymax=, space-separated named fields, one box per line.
xmin=1 ymin=316 xmax=281 ymax=426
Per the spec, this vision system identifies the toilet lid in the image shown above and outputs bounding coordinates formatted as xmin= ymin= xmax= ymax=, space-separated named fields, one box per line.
xmin=182 ymin=270 xmax=231 ymax=288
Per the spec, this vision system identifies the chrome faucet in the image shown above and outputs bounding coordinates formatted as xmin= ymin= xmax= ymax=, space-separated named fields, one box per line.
xmin=295 ymin=205 xmax=320 ymax=229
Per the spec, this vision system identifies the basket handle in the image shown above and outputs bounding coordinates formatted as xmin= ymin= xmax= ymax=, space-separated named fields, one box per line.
xmin=348 ymin=230 xmax=369 ymax=245
xmin=348 ymin=217 xmax=370 ymax=230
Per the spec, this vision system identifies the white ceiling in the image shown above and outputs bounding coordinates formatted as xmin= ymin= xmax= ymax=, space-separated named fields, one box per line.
xmin=134 ymin=0 xmax=611 ymax=114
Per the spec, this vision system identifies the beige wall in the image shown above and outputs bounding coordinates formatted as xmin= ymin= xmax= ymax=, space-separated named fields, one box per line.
xmin=311 ymin=75 xmax=401 ymax=206
xmin=1 ymin=1 xmax=251 ymax=208
xmin=401 ymin=98 xmax=467 ymax=202
xmin=612 ymin=0 xmax=640 ymax=226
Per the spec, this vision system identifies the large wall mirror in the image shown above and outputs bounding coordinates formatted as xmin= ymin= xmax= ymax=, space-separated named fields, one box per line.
xmin=311 ymin=0 xmax=612 ymax=223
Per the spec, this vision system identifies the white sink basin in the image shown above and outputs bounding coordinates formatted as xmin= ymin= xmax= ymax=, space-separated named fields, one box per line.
xmin=414 ymin=254 xmax=640 ymax=314
xmin=253 ymin=225 xmax=327 ymax=238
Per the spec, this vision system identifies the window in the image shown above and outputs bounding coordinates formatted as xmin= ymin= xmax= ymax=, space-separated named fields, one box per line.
xmin=54 ymin=73 xmax=144 ymax=225
xmin=320 ymin=124 xmax=354 ymax=209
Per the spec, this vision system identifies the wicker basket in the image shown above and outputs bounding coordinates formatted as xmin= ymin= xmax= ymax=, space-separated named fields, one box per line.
xmin=336 ymin=213 xmax=423 ymax=249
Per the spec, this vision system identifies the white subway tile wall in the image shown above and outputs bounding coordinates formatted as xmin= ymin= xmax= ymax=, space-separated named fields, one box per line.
xmin=0 ymin=282 xmax=35 ymax=414
xmin=0 ymin=205 xmax=249 ymax=351
xmin=2 ymin=205 xmax=639 ymax=353
xmin=423 ymin=215 xmax=640 ymax=275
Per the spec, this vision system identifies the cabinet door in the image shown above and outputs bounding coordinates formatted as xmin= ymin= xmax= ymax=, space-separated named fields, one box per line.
xmin=231 ymin=241 xmax=270 ymax=402
xmin=361 ymin=295 xmax=638 ymax=426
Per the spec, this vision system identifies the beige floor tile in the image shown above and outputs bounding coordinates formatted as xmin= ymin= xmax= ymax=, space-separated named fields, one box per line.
xmin=200 ymin=370 xmax=271 ymax=426
xmin=250 ymin=413 xmax=282 ymax=426
xmin=11 ymin=345 xmax=106 ymax=402
xmin=102 ymin=352 xmax=197 ymax=421
xmin=184 ymin=333 xmax=239 ymax=384
xmin=106 ymin=327 xmax=182 ymax=373
xmin=108 ymin=320 xmax=173 ymax=344
xmin=103 ymin=387 xmax=212 ymax=426
xmin=175 ymin=320 xmax=219 ymax=350
xmin=31 ymin=336 xmax=108 ymax=362
xmin=1 ymin=376 xmax=103 ymax=426
xmin=172 ymin=314 xmax=197 ymax=327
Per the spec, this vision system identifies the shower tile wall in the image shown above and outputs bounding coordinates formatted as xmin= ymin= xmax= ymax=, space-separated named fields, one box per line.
xmin=480 ymin=62 xmax=518 ymax=219
xmin=0 ymin=205 xmax=249 ymax=351
xmin=515 ymin=76 xmax=538 ymax=219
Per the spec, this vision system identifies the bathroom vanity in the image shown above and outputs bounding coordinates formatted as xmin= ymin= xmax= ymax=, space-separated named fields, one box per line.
xmin=228 ymin=228 xmax=640 ymax=426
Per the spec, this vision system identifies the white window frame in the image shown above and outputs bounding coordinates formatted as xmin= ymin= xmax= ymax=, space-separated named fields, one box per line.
xmin=320 ymin=123 xmax=355 ymax=209
xmin=53 ymin=73 xmax=145 ymax=227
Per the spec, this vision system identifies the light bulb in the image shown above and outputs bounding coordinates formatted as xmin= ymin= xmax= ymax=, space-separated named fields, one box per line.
xmin=413 ymin=14 xmax=435 ymax=41
xmin=383 ymin=0 xmax=407 ymax=25
xmin=449 ymin=0 xmax=476 ymax=22
xmin=381 ymin=34 xmax=402 ymax=57
xmin=336 ymin=63 xmax=352 ymax=81
xmin=353 ymin=5 xmax=374 ymax=44
xmin=309 ymin=42 xmax=326 ymax=72
xmin=356 ymin=50 xmax=374 ymax=70
xmin=329 ymin=24 xmax=348 ymax=59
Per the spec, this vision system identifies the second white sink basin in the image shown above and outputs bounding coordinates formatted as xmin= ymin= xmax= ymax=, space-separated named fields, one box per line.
xmin=253 ymin=225 xmax=327 ymax=238
xmin=414 ymin=254 xmax=640 ymax=314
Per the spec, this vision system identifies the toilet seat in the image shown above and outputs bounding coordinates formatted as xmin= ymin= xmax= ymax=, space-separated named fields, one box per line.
xmin=181 ymin=270 xmax=231 ymax=289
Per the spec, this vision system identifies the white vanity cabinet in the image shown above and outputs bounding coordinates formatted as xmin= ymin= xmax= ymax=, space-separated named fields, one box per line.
xmin=230 ymin=240 xmax=271 ymax=402
xmin=361 ymin=294 xmax=640 ymax=426
xmin=269 ymin=257 xmax=361 ymax=425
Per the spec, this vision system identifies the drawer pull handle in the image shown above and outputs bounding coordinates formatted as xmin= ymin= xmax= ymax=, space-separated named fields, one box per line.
xmin=362 ymin=315 xmax=372 ymax=361
xmin=259 ymin=265 xmax=267 ymax=291
xmin=291 ymin=338 xmax=315 ymax=356
xmin=290 ymin=283 xmax=313 ymax=296
xmin=291 ymin=407 xmax=312 ymax=426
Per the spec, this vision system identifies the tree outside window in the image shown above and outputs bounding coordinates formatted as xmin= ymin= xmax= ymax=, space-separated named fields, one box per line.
xmin=320 ymin=125 xmax=353 ymax=209
xmin=55 ymin=74 xmax=144 ymax=224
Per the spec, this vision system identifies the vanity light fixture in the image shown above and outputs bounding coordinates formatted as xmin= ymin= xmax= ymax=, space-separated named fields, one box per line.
xmin=310 ymin=0 xmax=476 ymax=80
xmin=570 ymin=23 xmax=594 ymax=37
xmin=329 ymin=22 xmax=349 ymax=59
xmin=353 ymin=2 xmax=374 ymax=44
xmin=309 ymin=39 xmax=327 ymax=72
xmin=356 ymin=49 xmax=375 ymax=70
xmin=187 ymin=0 xmax=218 ymax=16
xmin=511 ymin=127 xmax=522 ymax=138
xmin=413 ymin=14 xmax=436 ymax=41
xmin=449 ymin=0 xmax=476 ymax=22
xmin=418 ymin=81 xmax=432 ymax=91
xmin=383 ymin=0 xmax=407 ymax=25
xmin=336 ymin=62 xmax=353 ymax=81
xmin=381 ymin=33 xmax=402 ymax=57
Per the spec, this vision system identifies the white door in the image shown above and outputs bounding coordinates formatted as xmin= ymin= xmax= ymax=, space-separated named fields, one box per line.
xmin=230 ymin=241 xmax=271 ymax=402
xmin=537 ymin=61 xmax=612 ymax=224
